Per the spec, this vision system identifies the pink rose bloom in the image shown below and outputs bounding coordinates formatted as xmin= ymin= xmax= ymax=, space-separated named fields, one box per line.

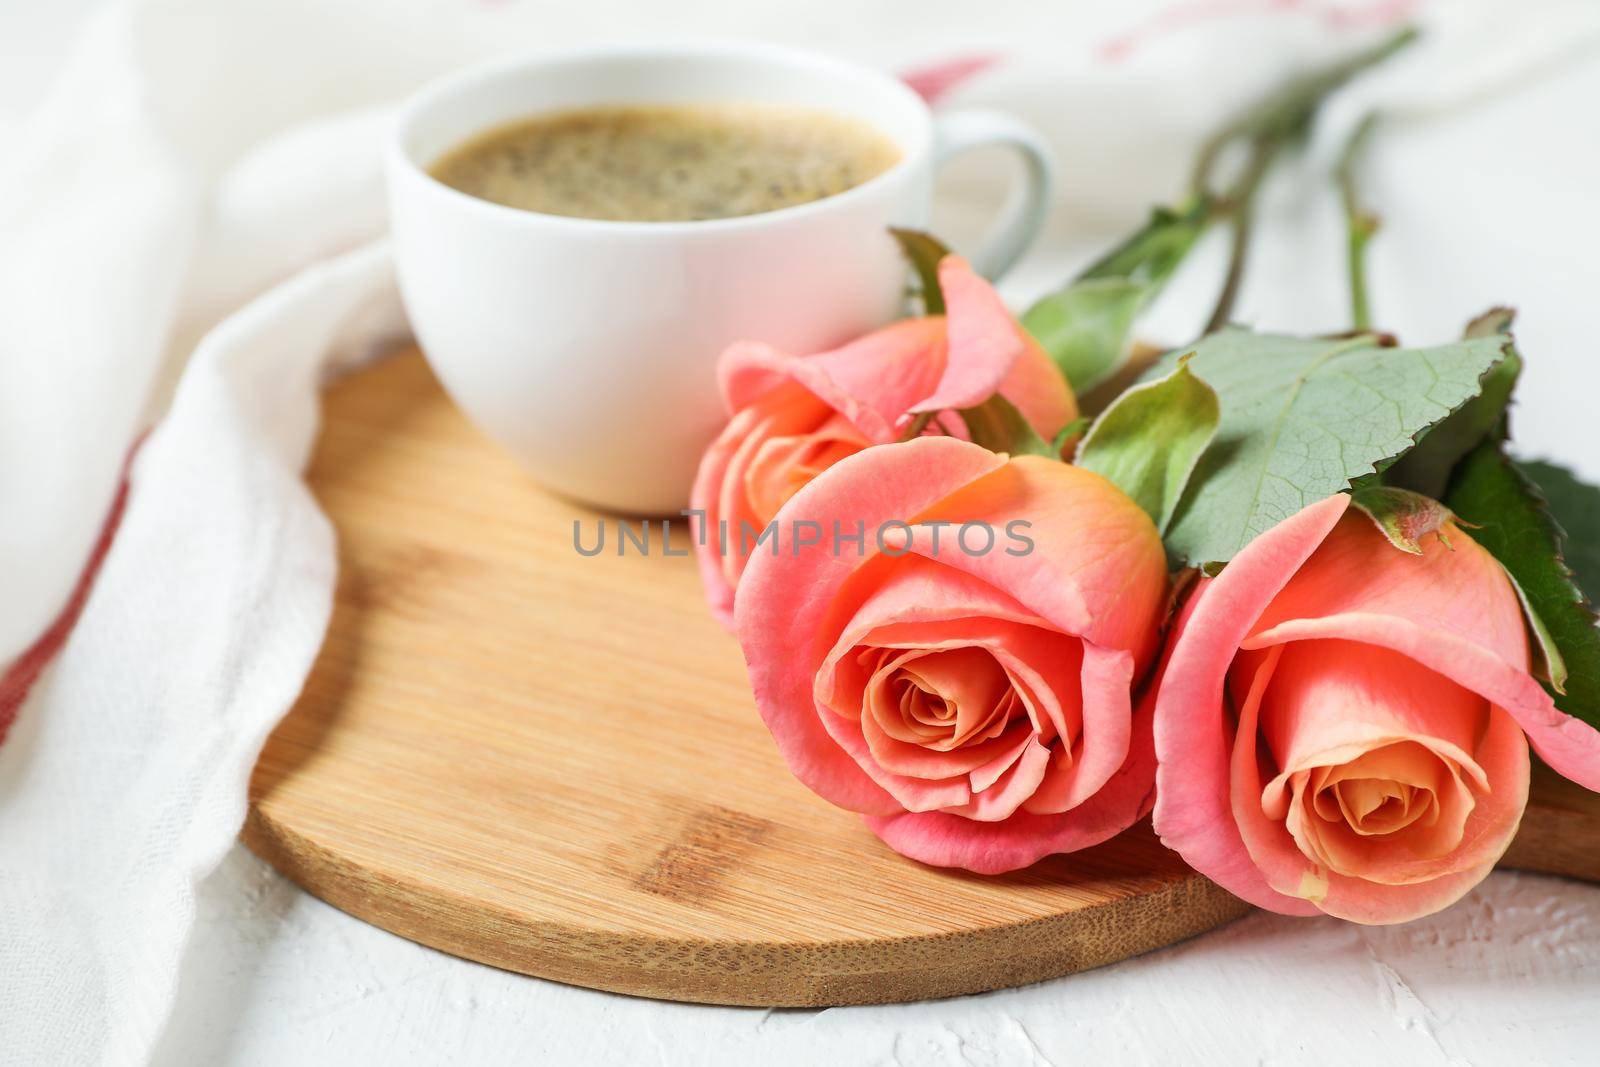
xmin=736 ymin=436 xmax=1168 ymax=873
xmin=1153 ymin=494 xmax=1600 ymax=923
xmin=691 ymin=256 xmax=1077 ymax=626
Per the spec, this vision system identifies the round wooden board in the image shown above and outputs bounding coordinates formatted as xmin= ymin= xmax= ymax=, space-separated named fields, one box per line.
xmin=245 ymin=349 xmax=1600 ymax=1007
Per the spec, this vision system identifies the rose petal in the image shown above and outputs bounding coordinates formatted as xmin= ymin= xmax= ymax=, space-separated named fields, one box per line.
xmin=1227 ymin=643 xmax=1324 ymax=907
xmin=691 ymin=385 xmax=832 ymax=626
xmin=1152 ymin=494 xmax=1351 ymax=915
xmin=943 ymin=738 xmax=1053 ymax=822
xmin=713 ymin=393 xmax=822 ymax=583
xmin=720 ymin=319 xmax=949 ymax=446
xmin=1255 ymin=641 xmax=1493 ymax=794
xmin=1292 ymin=745 xmax=1464 ymax=860
xmin=898 ymin=456 xmax=1168 ymax=667
xmin=804 ymin=557 xmax=1092 ymax=791
xmin=865 ymin=685 xmax=1157 ymax=873
xmin=1303 ymin=853 xmax=1504 ymax=925
xmin=906 ymin=257 xmax=1026 ymax=416
xmin=1022 ymin=643 xmax=1134 ymax=813
xmin=690 ymin=408 xmax=756 ymax=625
xmin=892 ymin=645 xmax=1012 ymax=743
xmin=857 ymin=698 xmax=1030 ymax=779
xmin=1252 ymin=512 xmax=1528 ymax=670
xmin=1246 ymin=613 xmax=1600 ymax=793
xmin=736 ymin=438 xmax=1008 ymax=814
xmin=818 ymin=706 xmax=973 ymax=811
xmin=853 ymin=647 xmax=1034 ymax=779
xmin=840 ymin=622 xmax=1079 ymax=748
xmin=968 ymin=727 xmax=1039 ymax=793
xmin=809 ymin=550 xmax=1082 ymax=745
xmin=1293 ymin=738 xmax=1482 ymax=883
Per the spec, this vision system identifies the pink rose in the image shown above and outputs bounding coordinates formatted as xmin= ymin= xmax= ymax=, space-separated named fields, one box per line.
xmin=691 ymin=256 xmax=1077 ymax=626
xmin=735 ymin=436 xmax=1168 ymax=873
xmin=1153 ymin=494 xmax=1600 ymax=923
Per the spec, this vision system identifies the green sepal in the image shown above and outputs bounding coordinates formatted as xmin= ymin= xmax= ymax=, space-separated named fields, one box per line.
xmin=956 ymin=394 xmax=1062 ymax=460
xmin=1348 ymin=485 xmax=1458 ymax=555
xmin=890 ymin=228 xmax=953 ymax=316
xmin=1051 ymin=416 xmax=1090 ymax=455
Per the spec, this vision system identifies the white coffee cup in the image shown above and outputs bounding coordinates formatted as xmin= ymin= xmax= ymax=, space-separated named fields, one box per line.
xmin=388 ymin=42 xmax=1052 ymax=514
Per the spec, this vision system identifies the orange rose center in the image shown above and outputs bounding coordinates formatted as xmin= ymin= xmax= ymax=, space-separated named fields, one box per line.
xmin=866 ymin=646 xmax=1018 ymax=752
xmin=811 ymin=607 xmax=1094 ymax=824
xmin=1308 ymin=743 xmax=1441 ymax=838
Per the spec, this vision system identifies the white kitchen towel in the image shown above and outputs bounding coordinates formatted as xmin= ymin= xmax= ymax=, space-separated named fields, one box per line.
xmin=0 ymin=241 xmax=400 ymax=1064
xmin=2 ymin=2 xmax=1597 ymax=1064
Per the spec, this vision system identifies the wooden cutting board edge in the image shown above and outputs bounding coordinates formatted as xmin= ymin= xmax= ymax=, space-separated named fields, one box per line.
xmin=242 ymin=806 xmax=1254 ymax=1006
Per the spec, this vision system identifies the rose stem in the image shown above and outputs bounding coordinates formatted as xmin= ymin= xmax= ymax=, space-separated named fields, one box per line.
xmin=1200 ymin=132 xmax=1278 ymax=336
xmin=1190 ymin=26 xmax=1418 ymax=335
xmin=1336 ymin=113 xmax=1382 ymax=333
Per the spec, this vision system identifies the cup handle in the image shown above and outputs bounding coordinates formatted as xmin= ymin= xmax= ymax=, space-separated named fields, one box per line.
xmin=930 ymin=108 xmax=1055 ymax=281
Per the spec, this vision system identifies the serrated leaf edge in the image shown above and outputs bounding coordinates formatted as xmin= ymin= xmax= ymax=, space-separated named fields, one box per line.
xmin=1355 ymin=332 xmax=1520 ymax=489
xmin=1506 ymin=453 xmax=1600 ymax=646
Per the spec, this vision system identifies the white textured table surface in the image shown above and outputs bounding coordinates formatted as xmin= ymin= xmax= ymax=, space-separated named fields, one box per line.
xmin=6 ymin=4 xmax=1599 ymax=1065
xmin=157 ymin=848 xmax=1600 ymax=1065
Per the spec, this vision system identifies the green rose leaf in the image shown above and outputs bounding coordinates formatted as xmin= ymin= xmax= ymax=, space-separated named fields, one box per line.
xmin=1380 ymin=308 xmax=1521 ymax=498
xmin=1075 ymin=356 xmax=1220 ymax=534
xmin=1445 ymin=442 xmax=1600 ymax=726
xmin=1155 ymin=328 xmax=1508 ymax=570
xmin=890 ymin=227 xmax=953 ymax=316
xmin=1519 ymin=459 xmax=1600 ymax=599
xmin=1020 ymin=200 xmax=1210 ymax=393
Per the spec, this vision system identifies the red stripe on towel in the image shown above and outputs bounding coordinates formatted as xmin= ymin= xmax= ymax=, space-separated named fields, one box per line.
xmin=0 ymin=438 xmax=142 ymax=745
xmin=1100 ymin=0 xmax=1419 ymax=60
xmin=902 ymin=55 xmax=1000 ymax=103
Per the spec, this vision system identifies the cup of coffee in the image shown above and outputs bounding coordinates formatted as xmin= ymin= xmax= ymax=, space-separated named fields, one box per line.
xmin=388 ymin=42 xmax=1052 ymax=514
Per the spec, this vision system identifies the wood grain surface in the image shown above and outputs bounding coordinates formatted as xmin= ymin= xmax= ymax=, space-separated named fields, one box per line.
xmin=243 ymin=349 xmax=1600 ymax=1007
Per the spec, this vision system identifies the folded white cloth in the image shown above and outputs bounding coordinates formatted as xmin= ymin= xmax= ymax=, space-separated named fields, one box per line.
xmin=2 ymin=1 xmax=1597 ymax=1064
